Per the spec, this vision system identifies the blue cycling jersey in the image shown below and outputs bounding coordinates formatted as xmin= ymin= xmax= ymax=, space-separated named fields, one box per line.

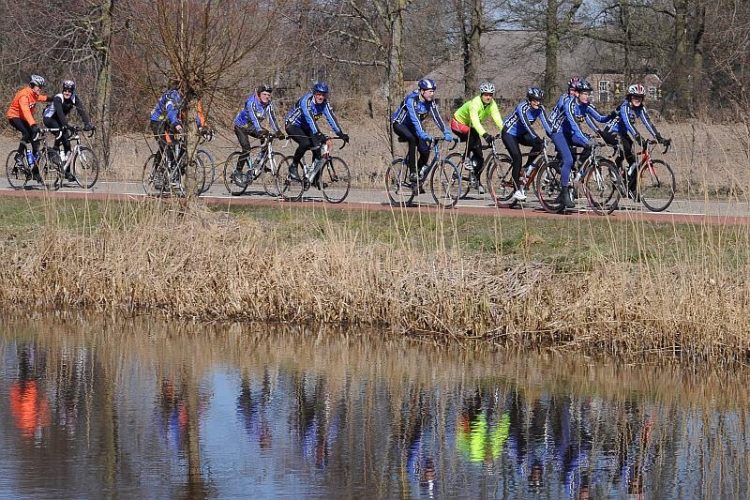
xmin=235 ymin=94 xmax=280 ymax=132
xmin=391 ymin=90 xmax=448 ymax=141
xmin=553 ymin=97 xmax=609 ymax=147
xmin=503 ymin=100 xmax=552 ymax=139
xmin=149 ymin=89 xmax=183 ymax=126
xmin=285 ymin=92 xmax=342 ymax=136
xmin=605 ymin=99 xmax=659 ymax=138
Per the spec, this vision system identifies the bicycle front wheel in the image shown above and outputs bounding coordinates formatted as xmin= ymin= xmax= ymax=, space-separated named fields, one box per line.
xmin=261 ymin=152 xmax=286 ymax=197
xmin=487 ymin=155 xmax=515 ymax=203
xmin=430 ymin=159 xmax=461 ymax=208
xmin=320 ymin=156 xmax=351 ymax=203
xmin=385 ymin=158 xmax=415 ymax=207
xmin=183 ymin=154 xmax=205 ymax=196
xmin=223 ymin=152 xmax=249 ymax=196
xmin=36 ymin=153 xmax=61 ymax=191
xmin=72 ymin=146 xmax=100 ymax=189
xmin=142 ymin=153 xmax=166 ymax=197
xmin=6 ymin=151 xmax=26 ymax=189
xmin=584 ymin=158 xmax=620 ymax=215
xmin=196 ymin=149 xmax=216 ymax=194
xmin=535 ymin=159 xmax=564 ymax=213
xmin=445 ymin=153 xmax=472 ymax=199
xmin=276 ymin=156 xmax=304 ymax=201
xmin=638 ymin=159 xmax=675 ymax=212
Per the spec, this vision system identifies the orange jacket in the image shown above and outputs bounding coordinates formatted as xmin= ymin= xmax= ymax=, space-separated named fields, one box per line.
xmin=6 ymin=87 xmax=50 ymax=125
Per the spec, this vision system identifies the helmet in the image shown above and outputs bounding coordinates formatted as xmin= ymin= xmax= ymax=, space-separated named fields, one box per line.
xmin=417 ymin=79 xmax=437 ymax=91
xmin=479 ymin=82 xmax=495 ymax=94
xmin=526 ymin=87 xmax=544 ymax=101
xmin=257 ymin=84 xmax=273 ymax=94
xmin=62 ymin=80 xmax=76 ymax=92
xmin=29 ymin=74 xmax=46 ymax=88
xmin=574 ymin=79 xmax=593 ymax=93
xmin=567 ymin=77 xmax=580 ymax=90
xmin=626 ymin=84 xmax=646 ymax=98
xmin=312 ymin=82 xmax=329 ymax=94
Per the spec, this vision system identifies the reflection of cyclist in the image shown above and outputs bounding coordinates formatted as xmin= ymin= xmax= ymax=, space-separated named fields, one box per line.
xmin=236 ymin=369 xmax=273 ymax=449
xmin=232 ymin=85 xmax=283 ymax=180
xmin=294 ymin=374 xmax=340 ymax=469
xmin=9 ymin=344 xmax=50 ymax=441
xmin=455 ymin=390 xmax=510 ymax=466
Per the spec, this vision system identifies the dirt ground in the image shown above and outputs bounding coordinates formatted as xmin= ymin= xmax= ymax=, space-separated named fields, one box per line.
xmin=1 ymin=116 xmax=748 ymax=197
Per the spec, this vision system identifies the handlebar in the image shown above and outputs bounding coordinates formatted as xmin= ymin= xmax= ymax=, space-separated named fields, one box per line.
xmin=42 ymin=126 xmax=96 ymax=139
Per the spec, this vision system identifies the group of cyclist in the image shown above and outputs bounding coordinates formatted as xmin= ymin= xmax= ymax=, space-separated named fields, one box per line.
xmin=392 ymin=76 xmax=670 ymax=208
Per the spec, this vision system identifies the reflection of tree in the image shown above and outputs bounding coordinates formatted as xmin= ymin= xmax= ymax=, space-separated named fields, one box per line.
xmin=236 ymin=367 xmax=273 ymax=449
xmin=9 ymin=344 xmax=50 ymax=442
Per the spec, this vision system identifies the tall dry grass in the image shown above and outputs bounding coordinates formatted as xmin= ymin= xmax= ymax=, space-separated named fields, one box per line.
xmin=1 ymin=197 xmax=750 ymax=364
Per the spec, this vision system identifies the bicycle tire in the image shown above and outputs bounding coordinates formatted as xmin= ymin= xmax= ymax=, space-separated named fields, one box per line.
xmin=535 ymin=159 xmax=564 ymax=213
xmin=320 ymin=156 xmax=351 ymax=203
xmin=142 ymin=153 xmax=166 ymax=196
xmin=196 ymin=148 xmax=216 ymax=194
xmin=430 ymin=158 xmax=461 ymax=208
xmin=6 ymin=151 xmax=27 ymax=189
xmin=262 ymin=152 xmax=286 ymax=197
xmin=445 ymin=152 xmax=472 ymax=199
xmin=37 ymin=153 xmax=61 ymax=191
xmin=72 ymin=146 xmax=100 ymax=189
xmin=584 ymin=158 xmax=620 ymax=215
xmin=223 ymin=151 xmax=249 ymax=196
xmin=183 ymin=154 xmax=205 ymax=197
xmin=276 ymin=156 xmax=305 ymax=201
xmin=385 ymin=158 xmax=416 ymax=206
xmin=487 ymin=156 xmax=515 ymax=203
xmin=638 ymin=159 xmax=675 ymax=212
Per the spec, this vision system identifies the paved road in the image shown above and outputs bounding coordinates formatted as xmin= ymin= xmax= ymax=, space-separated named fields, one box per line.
xmin=2 ymin=176 xmax=750 ymax=225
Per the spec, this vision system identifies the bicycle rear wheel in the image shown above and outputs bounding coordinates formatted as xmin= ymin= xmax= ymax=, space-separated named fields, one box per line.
xmin=6 ymin=151 xmax=27 ymax=189
xmin=584 ymin=158 xmax=620 ymax=215
xmin=487 ymin=156 xmax=515 ymax=203
xmin=385 ymin=158 xmax=415 ymax=207
xmin=535 ymin=159 xmax=564 ymax=213
xmin=261 ymin=152 xmax=286 ymax=197
xmin=320 ymin=156 xmax=351 ymax=203
xmin=196 ymin=148 xmax=215 ymax=194
xmin=445 ymin=153 xmax=472 ymax=199
xmin=37 ymin=153 xmax=61 ymax=191
xmin=638 ymin=159 xmax=675 ymax=212
xmin=142 ymin=153 xmax=166 ymax=197
xmin=223 ymin=151 xmax=249 ymax=196
xmin=276 ymin=156 xmax=305 ymax=201
xmin=72 ymin=146 xmax=100 ymax=189
xmin=182 ymin=154 xmax=205 ymax=196
xmin=430 ymin=159 xmax=461 ymax=208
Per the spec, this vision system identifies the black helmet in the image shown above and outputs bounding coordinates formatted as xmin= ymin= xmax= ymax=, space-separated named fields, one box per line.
xmin=575 ymin=79 xmax=593 ymax=93
xmin=62 ymin=80 xmax=76 ymax=93
xmin=257 ymin=84 xmax=273 ymax=94
xmin=526 ymin=87 xmax=544 ymax=101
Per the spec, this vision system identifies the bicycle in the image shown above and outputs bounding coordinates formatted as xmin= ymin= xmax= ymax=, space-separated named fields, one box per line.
xmin=614 ymin=138 xmax=676 ymax=212
xmin=535 ymin=142 xmax=621 ymax=215
xmin=385 ymin=137 xmax=461 ymax=208
xmin=445 ymin=136 xmax=501 ymax=198
xmin=194 ymin=133 xmax=216 ymax=195
xmin=44 ymin=126 xmax=100 ymax=189
xmin=5 ymin=129 xmax=62 ymax=190
xmin=486 ymin=138 xmax=553 ymax=206
xmin=142 ymin=133 xmax=205 ymax=198
xmin=276 ymin=137 xmax=351 ymax=203
xmin=223 ymin=134 xmax=286 ymax=197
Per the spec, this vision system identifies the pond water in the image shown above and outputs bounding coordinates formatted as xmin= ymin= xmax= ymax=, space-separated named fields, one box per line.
xmin=1 ymin=317 xmax=748 ymax=499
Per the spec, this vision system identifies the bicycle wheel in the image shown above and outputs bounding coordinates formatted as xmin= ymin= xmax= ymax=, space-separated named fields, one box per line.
xmin=196 ymin=149 xmax=216 ymax=194
xmin=6 ymin=151 xmax=27 ymax=189
xmin=262 ymin=152 xmax=286 ymax=197
xmin=385 ymin=158 xmax=415 ymax=206
xmin=584 ymin=158 xmax=620 ymax=215
xmin=276 ymin=156 xmax=304 ymax=201
xmin=37 ymin=153 xmax=61 ymax=191
xmin=445 ymin=153 xmax=472 ymax=199
xmin=535 ymin=159 xmax=564 ymax=213
xmin=223 ymin=151 xmax=249 ymax=196
xmin=142 ymin=153 xmax=166 ymax=196
xmin=182 ymin=154 xmax=205 ymax=196
xmin=487 ymin=156 xmax=515 ymax=203
xmin=72 ymin=146 xmax=100 ymax=189
xmin=430 ymin=158 xmax=461 ymax=208
xmin=320 ymin=156 xmax=351 ymax=203
xmin=638 ymin=159 xmax=675 ymax=212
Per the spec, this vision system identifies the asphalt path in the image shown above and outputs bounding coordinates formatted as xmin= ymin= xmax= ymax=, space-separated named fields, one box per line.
xmin=2 ymin=176 xmax=750 ymax=225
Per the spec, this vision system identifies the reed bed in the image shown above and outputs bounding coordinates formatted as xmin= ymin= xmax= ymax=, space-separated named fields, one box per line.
xmin=1 ymin=198 xmax=750 ymax=365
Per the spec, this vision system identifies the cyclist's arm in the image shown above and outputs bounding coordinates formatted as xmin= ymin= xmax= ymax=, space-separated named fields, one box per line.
xmin=489 ymin=100 xmax=504 ymax=132
xmin=517 ymin=102 xmax=539 ymax=140
xmin=565 ymin=99 xmax=590 ymax=147
xmin=620 ymin=104 xmax=639 ymax=138
xmin=538 ymin=106 xmax=553 ymax=136
xmin=405 ymin=94 xmax=428 ymax=138
xmin=300 ymin=94 xmax=320 ymax=135
xmin=165 ymin=97 xmax=182 ymax=127
xmin=248 ymin=99 xmax=264 ymax=133
xmin=429 ymin=103 xmax=449 ymax=135
xmin=73 ymin=96 xmax=92 ymax=128
xmin=53 ymin=95 xmax=69 ymax=127
xmin=19 ymin=94 xmax=36 ymax=125
xmin=195 ymin=99 xmax=207 ymax=129
xmin=468 ymin=98 xmax=487 ymax=136
xmin=267 ymin=102 xmax=281 ymax=133
xmin=637 ymin=107 xmax=660 ymax=138
xmin=323 ymin=102 xmax=343 ymax=135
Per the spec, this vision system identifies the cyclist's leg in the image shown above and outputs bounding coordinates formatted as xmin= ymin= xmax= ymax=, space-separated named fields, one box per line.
xmin=501 ymin=131 xmax=523 ymax=190
xmin=521 ymin=133 xmax=544 ymax=170
xmin=234 ymin=125 xmax=253 ymax=170
xmin=150 ymin=120 xmax=166 ymax=164
xmin=285 ymin=124 xmax=309 ymax=179
xmin=393 ymin=123 xmax=418 ymax=177
xmin=8 ymin=118 xmax=32 ymax=157
xmin=468 ymin=129 xmax=485 ymax=176
xmin=551 ymin=131 xmax=574 ymax=204
xmin=619 ymin=132 xmax=637 ymax=192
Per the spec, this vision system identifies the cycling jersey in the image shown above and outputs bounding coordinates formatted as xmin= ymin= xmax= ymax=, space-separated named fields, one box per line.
xmin=504 ymin=101 xmax=552 ymax=139
xmin=285 ymin=92 xmax=342 ymax=136
xmin=149 ymin=89 xmax=183 ymax=126
xmin=43 ymin=93 xmax=92 ymax=128
xmin=452 ymin=95 xmax=503 ymax=137
xmin=234 ymin=94 xmax=280 ymax=133
xmin=554 ymin=97 xmax=609 ymax=147
xmin=391 ymin=90 xmax=448 ymax=141
xmin=6 ymin=87 xmax=50 ymax=125
xmin=605 ymin=99 xmax=659 ymax=138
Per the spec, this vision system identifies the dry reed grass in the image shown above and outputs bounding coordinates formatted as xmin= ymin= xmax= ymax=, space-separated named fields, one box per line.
xmin=1 ymin=197 xmax=750 ymax=365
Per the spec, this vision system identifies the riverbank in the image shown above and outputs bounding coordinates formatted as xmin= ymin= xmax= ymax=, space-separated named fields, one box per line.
xmin=1 ymin=197 xmax=749 ymax=364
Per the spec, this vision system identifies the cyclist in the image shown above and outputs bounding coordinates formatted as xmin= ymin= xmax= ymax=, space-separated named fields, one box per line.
xmin=284 ymin=82 xmax=349 ymax=182
xmin=42 ymin=80 xmax=94 ymax=181
xmin=601 ymin=84 xmax=669 ymax=197
xmin=149 ymin=81 xmax=209 ymax=166
xmin=501 ymin=87 xmax=552 ymax=202
xmin=6 ymin=74 xmax=52 ymax=180
xmin=450 ymin=82 xmax=503 ymax=194
xmin=232 ymin=84 xmax=283 ymax=180
xmin=392 ymin=78 xmax=453 ymax=188
xmin=548 ymin=79 xmax=611 ymax=208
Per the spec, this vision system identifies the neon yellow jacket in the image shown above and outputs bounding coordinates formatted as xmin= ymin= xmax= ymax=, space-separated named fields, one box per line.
xmin=453 ymin=95 xmax=504 ymax=136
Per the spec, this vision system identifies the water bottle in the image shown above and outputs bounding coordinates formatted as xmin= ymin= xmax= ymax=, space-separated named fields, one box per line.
xmin=25 ymin=150 xmax=35 ymax=167
xmin=525 ymin=165 xmax=534 ymax=178
xmin=419 ymin=164 xmax=429 ymax=179
xmin=304 ymin=162 xmax=314 ymax=180
xmin=628 ymin=162 xmax=638 ymax=177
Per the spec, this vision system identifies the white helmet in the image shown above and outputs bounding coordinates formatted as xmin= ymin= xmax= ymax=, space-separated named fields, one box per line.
xmin=479 ymin=82 xmax=495 ymax=94
xmin=29 ymin=74 xmax=46 ymax=88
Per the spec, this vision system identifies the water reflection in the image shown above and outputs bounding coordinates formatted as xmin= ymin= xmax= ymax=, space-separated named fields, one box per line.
xmin=1 ymin=318 xmax=749 ymax=498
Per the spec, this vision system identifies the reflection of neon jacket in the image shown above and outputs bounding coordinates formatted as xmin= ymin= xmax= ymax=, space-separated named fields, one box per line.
xmin=456 ymin=412 xmax=510 ymax=463
xmin=452 ymin=95 xmax=504 ymax=136
xmin=10 ymin=381 xmax=50 ymax=439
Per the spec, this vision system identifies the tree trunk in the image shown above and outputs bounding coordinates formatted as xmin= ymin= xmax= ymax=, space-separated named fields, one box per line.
xmin=544 ymin=0 xmax=560 ymax=99
xmin=464 ymin=0 xmax=482 ymax=98
xmin=387 ymin=0 xmax=406 ymax=155
xmin=94 ymin=0 xmax=114 ymax=166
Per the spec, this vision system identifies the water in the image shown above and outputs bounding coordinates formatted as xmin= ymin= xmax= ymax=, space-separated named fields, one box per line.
xmin=1 ymin=317 xmax=749 ymax=499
